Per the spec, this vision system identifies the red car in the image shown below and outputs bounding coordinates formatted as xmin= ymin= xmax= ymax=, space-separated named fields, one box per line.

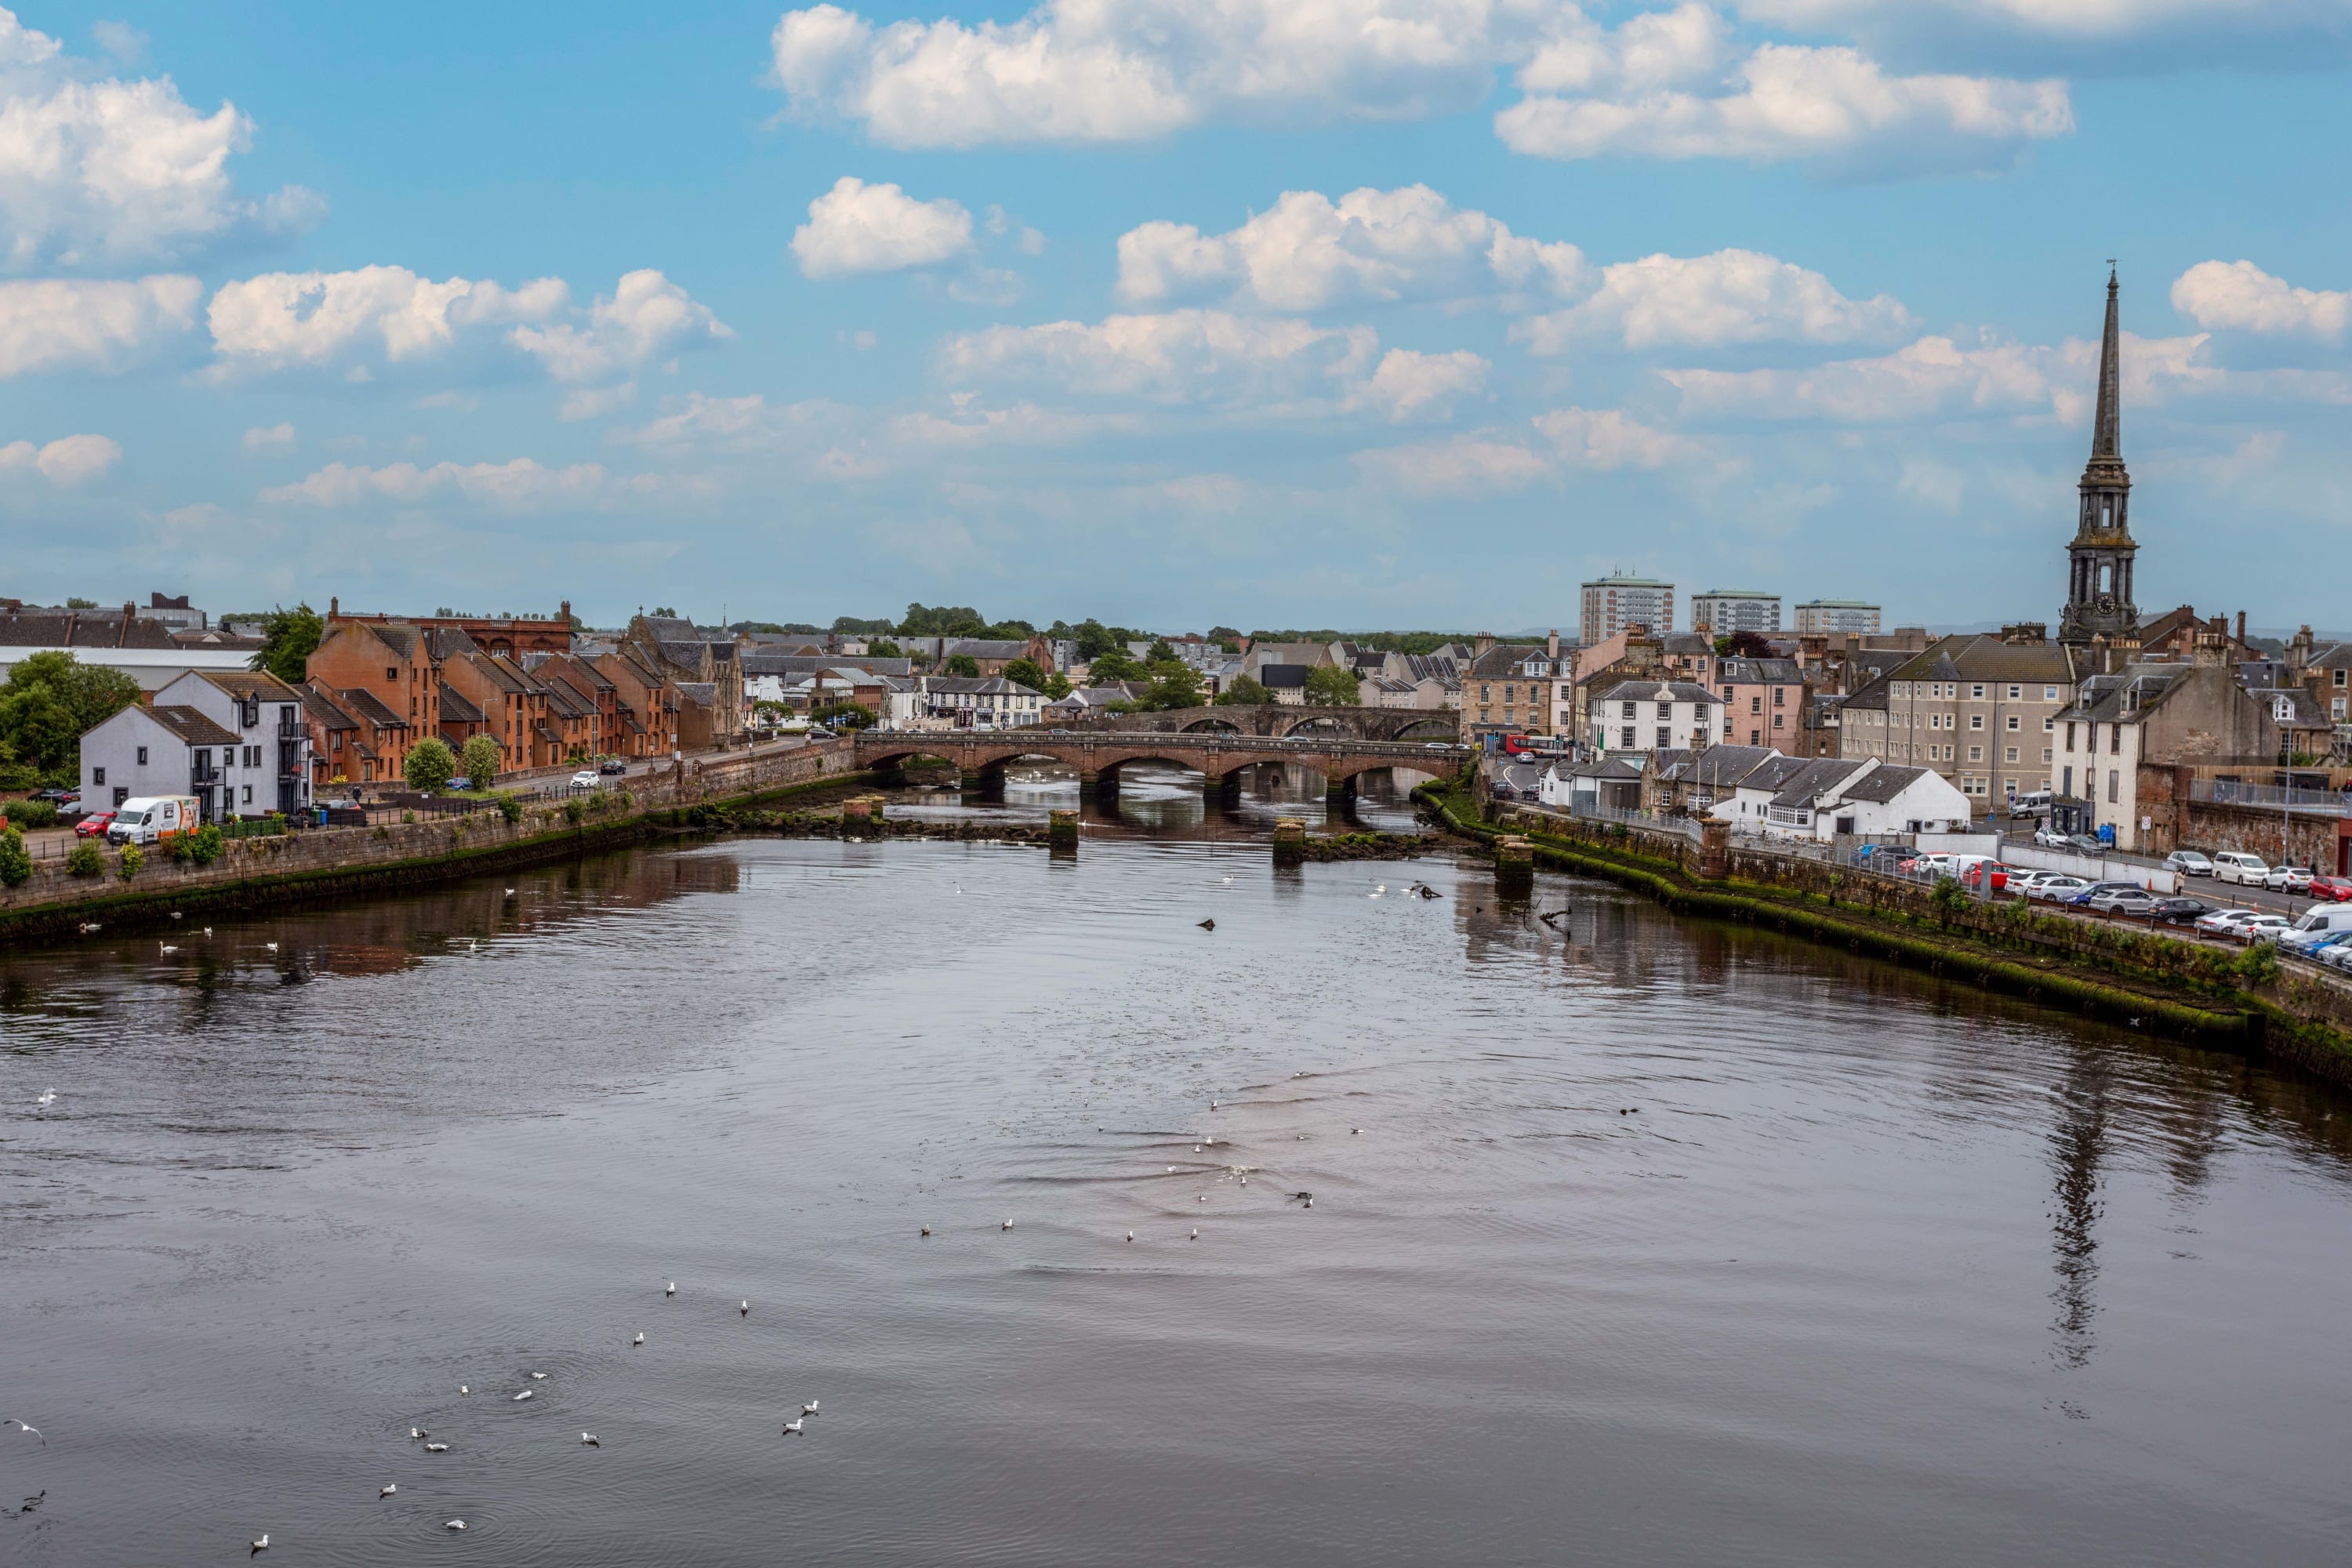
xmin=74 ymin=810 xmax=118 ymax=838
xmin=2307 ymin=873 xmax=2352 ymax=902
xmin=1961 ymin=861 xmax=2013 ymax=891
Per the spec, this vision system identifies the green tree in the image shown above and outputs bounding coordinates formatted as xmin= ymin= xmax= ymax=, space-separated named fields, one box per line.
xmin=1087 ymin=648 xmax=1145 ymax=682
xmin=0 ymin=650 xmax=143 ymax=785
xmin=64 ymin=596 xmax=97 ymax=609
xmin=942 ymin=652 xmax=982 ymax=678
xmin=252 ymin=603 xmax=325 ymax=684
xmin=1712 ymin=630 xmax=1776 ymax=659
xmin=868 ymin=639 xmax=903 ymax=658
xmin=1000 ymin=657 xmax=1050 ymax=691
xmin=459 ymin=734 xmax=503 ymax=789
xmin=651 ymin=605 xmax=678 ymax=618
xmin=831 ymin=615 xmax=896 ymax=635
xmin=1144 ymin=638 xmax=1178 ymax=664
xmin=1215 ymin=673 xmax=1271 ymax=706
xmin=405 ymin=736 xmax=456 ymax=792
xmin=1207 ymin=625 xmax=1241 ymax=644
xmin=900 ymin=602 xmax=988 ymax=637
xmin=1071 ymin=619 xmax=1123 ymax=663
xmin=0 ymin=826 xmax=30 ymax=887
xmin=1041 ymin=671 xmax=1073 ymax=699
xmin=1304 ymin=665 xmax=1362 ymax=706
xmin=1143 ymin=663 xmax=1203 ymax=710
xmin=66 ymin=838 xmax=103 ymax=877
xmin=810 ymin=701 xmax=876 ymax=730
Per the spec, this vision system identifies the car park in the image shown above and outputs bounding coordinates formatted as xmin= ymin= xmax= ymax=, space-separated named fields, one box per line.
xmin=2028 ymin=875 xmax=2090 ymax=903
xmin=2265 ymin=862 xmax=2315 ymax=895
xmin=2278 ymin=906 xmax=2352 ymax=951
xmin=2162 ymin=850 xmax=2213 ymax=877
xmin=2212 ymin=851 xmax=2270 ymax=886
xmin=2150 ymin=896 xmax=2215 ymax=924
xmin=2085 ymin=887 xmax=2158 ymax=915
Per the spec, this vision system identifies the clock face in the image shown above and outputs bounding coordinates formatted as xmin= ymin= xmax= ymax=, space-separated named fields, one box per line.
xmin=2096 ymin=593 xmax=2118 ymax=614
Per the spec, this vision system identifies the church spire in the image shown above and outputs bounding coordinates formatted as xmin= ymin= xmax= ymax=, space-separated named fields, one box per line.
xmin=2091 ymin=266 xmax=2121 ymax=461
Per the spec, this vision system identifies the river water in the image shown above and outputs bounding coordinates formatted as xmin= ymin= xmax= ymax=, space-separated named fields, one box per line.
xmin=4 ymin=764 xmax=2351 ymax=1565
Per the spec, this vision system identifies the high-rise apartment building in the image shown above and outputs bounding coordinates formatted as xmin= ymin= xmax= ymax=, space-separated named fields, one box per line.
xmin=1794 ymin=600 xmax=1882 ymax=636
xmin=1690 ymin=590 xmax=1780 ymax=636
xmin=1579 ymin=575 xmax=1674 ymax=644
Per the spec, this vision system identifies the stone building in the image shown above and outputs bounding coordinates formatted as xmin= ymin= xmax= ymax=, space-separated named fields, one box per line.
xmin=2058 ymin=270 xmax=2140 ymax=647
xmin=1837 ymin=629 xmax=2082 ymax=812
xmin=2053 ymin=640 xmax=2281 ymax=852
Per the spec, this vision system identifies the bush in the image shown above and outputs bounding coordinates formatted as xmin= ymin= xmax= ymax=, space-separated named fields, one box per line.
xmin=0 ymin=826 xmax=30 ymax=887
xmin=405 ymin=736 xmax=456 ymax=792
xmin=5 ymin=798 xmax=58 ymax=829
xmin=187 ymin=823 xmax=225 ymax=865
xmin=1930 ymin=876 xmax=1967 ymax=919
xmin=564 ymin=796 xmax=586 ymax=824
xmin=166 ymin=833 xmax=194 ymax=862
xmin=496 ymin=794 xmax=522 ymax=823
xmin=2234 ymin=940 xmax=2280 ymax=989
xmin=65 ymin=839 xmax=103 ymax=877
xmin=117 ymin=843 xmax=143 ymax=879
xmin=459 ymin=735 xmax=503 ymax=789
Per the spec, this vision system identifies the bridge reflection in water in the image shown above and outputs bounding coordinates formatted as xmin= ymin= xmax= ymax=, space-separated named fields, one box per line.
xmin=869 ymin=756 xmax=1441 ymax=840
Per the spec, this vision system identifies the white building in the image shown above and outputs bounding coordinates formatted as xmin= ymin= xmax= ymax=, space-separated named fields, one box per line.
xmin=1715 ymin=756 xmax=1970 ymax=840
xmin=918 ymin=675 xmax=1042 ymax=730
xmin=151 ymin=670 xmax=314 ymax=818
xmin=1794 ymin=600 xmax=1882 ymax=636
xmin=78 ymin=703 xmax=241 ymax=818
xmin=1690 ymin=590 xmax=1781 ymax=636
xmin=1585 ymin=678 xmax=1717 ymax=758
xmin=1579 ymin=575 xmax=1674 ymax=644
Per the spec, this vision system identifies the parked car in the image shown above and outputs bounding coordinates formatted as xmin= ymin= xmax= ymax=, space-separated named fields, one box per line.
xmin=28 ymin=786 xmax=74 ymax=805
xmin=1960 ymin=861 xmax=2013 ymax=891
xmin=2212 ymin=851 xmax=2270 ymax=886
xmin=2010 ymin=789 xmax=2052 ymax=818
xmin=599 ymin=758 xmax=628 ymax=775
xmin=2065 ymin=834 xmax=2107 ymax=855
xmin=2307 ymin=873 xmax=2352 ymax=902
xmin=2278 ymin=906 xmax=2352 ymax=952
xmin=569 ymin=769 xmax=601 ymax=790
xmin=2033 ymin=825 xmax=2070 ymax=848
xmin=2235 ymin=914 xmax=2295 ymax=944
xmin=73 ymin=810 xmax=118 ymax=839
xmin=2264 ymin=862 xmax=2315 ymax=895
xmin=2319 ymin=942 xmax=2352 ymax=974
xmin=2194 ymin=907 xmax=2266 ymax=936
xmin=2281 ymin=927 xmax=2352 ymax=958
xmin=2161 ymin=850 xmax=2214 ymax=877
xmin=2029 ymin=875 xmax=2091 ymax=903
xmin=447 ymin=775 xmax=472 ymax=793
xmin=2150 ymin=896 xmax=2216 ymax=925
xmin=2069 ymin=880 xmax=2147 ymax=906
xmin=2085 ymin=887 xmax=2158 ymax=916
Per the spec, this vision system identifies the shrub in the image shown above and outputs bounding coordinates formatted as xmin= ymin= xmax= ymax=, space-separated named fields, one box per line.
xmin=401 ymin=810 xmax=416 ymax=824
xmin=496 ymin=794 xmax=522 ymax=823
xmin=2234 ymin=940 xmax=2280 ymax=989
xmin=405 ymin=736 xmax=456 ymax=792
xmin=65 ymin=839 xmax=103 ymax=877
xmin=564 ymin=796 xmax=586 ymax=824
xmin=0 ymin=826 xmax=30 ymax=887
xmin=117 ymin=843 xmax=143 ymax=879
xmin=187 ymin=823 xmax=225 ymax=865
xmin=5 ymin=798 xmax=58 ymax=829
xmin=1930 ymin=876 xmax=1967 ymax=919
xmin=166 ymin=833 xmax=194 ymax=862
xmin=459 ymin=735 xmax=503 ymax=790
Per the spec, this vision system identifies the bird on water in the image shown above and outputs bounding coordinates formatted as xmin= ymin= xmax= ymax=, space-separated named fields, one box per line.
xmin=513 ymin=1390 xmax=533 ymax=1403
xmin=445 ymin=1519 xmax=466 ymax=1531
xmin=802 ymin=1401 xmax=818 ymax=1415
xmin=920 ymin=1225 xmax=930 ymax=1236
xmin=379 ymin=1485 xmax=397 ymax=1498
xmin=424 ymin=1443 xmax=449 ymax=1453
xmin=530 ymin=1372 xmax=547 ymax=1381
xmin=409 ymin=1427 xmax=425 ymax=1441
xmin=666 ymin=1281 xmax=676 ymax=1296
xmin=251 ymin=1533 xmax=268 ymax=1554
xmin=459 ymin=1385 xmax=470 ymax=1396
xmin=783 ymin=1418 xmax=804 ymax=1435
xmin=633 ymin=1333 xmax=644 ymax=1346
xmin=581 ymin=1432 xmax=600 ymax=1446
xmin=1001 ymin=1219 xmax=1013 ymax=1231
xmin=740 ymin=1300 xmax=750 ymax=1316
xmin=31 ymin=1089 xmax=51 ymax=1111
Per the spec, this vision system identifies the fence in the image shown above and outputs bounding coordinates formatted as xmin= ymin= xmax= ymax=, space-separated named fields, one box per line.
xmin=2192 ymin=777 xmax=2352 ymax=816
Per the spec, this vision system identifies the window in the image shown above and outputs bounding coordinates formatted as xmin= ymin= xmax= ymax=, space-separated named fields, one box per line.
xmin=2107 ymin=770 xmax=2118 ymax=804
xmin=1693 ymin=706 xmax=1708 ymax=725
xmin=2109 ymin=725 xmax=2122 ymax=755
xmin=1656 ymin=702 xmax=1671 ymax=720
xmin=1621 ymin=701 xmax=1637 ymax=719
xmin=243 ymin=785 xmax=254 ymax=804
xmin=113 ymin=786 xmax=128 ymax=807
xmin=1748 ymin=728 xmax=1761 ymax=745
xmin=136 ymin=746 xmax=147 ymax=764
xmin=1971 ymin=684 xmax=1985 ymax=699
xmin=1773 ymin=688 xmax=1785 ymax=706
xmin=2336 ymin=669 xmax=2347 ymax=688
xmin=2004 ymin=715 xmax=2018 ymax=731
xmin=2042 ymin=749 xmax=2053 ymax=762
xmin=1656 ymin=726 xmax=1671 ymax=748
xmin=2005 ymin=747 xmax=2020 ymax=763
xmin=2044 ymin=685 xmax=2059 ymax=700
xmin=2007 ymin=685 xmax=2020 ymax=699
xmin=2044 ymin=716 xmax=2054 ymax=731
xmin=1751 ymin=695 xmax=1762 ymax=713
xmin=1969 ymin=746 xmax=1983 ymax=762
xmin=387 ymin=667 xmax=398 ymax=681
xmin=1773 ymin=714 xmax=1784 ymax=730
xmin=1620 ymin=727 xmax=1635 ymax=749
xmin=92 ymin=767 xmax=105 ymax=786
xmin=2065 ymin=722 xmax=2077 ymax=749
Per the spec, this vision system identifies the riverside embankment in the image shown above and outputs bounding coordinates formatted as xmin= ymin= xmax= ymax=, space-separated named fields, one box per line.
xmin=1417 ymin=782 xmax=2352 ymax=1087
xmin=0 ymin=740 xmax=866 ymax=942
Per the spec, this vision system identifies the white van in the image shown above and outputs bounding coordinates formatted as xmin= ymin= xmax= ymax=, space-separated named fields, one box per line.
xmin=106 ymin=796 xmax=199 ymax=846
xmin=2212 ymin=851 xmax=2270 ymax=886
xmin=2281 ymin=906 xmax=2352 ymax=951
xmin=2010 ymin=790 xmax=2052 ymax=818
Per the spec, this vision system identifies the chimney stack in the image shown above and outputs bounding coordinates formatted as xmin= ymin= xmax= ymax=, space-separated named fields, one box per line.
xmin=2238 ymin=610 xmax=2248 ymax=647
xmin=1546 ymin=629 xmax=1559 ymax=661
xmin=1473 ymin=631 xmax=1497 ymax=657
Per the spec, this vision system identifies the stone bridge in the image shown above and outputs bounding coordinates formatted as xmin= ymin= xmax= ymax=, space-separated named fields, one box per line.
xmin=853 ymin=727 xmax=1468 ymax=797
xmin=1060 ymin=703 xmax=1460 ymax=742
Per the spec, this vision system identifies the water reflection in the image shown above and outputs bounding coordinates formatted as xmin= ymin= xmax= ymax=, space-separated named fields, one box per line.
xmin=881 ymin=758 xmax=1438 ymax=838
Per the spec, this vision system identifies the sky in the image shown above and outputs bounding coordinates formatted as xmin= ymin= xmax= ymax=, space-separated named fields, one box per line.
xmin=0 ymin=2 xmax=2346 ymax=633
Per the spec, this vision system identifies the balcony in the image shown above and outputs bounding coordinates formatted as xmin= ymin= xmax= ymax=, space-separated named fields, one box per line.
xmin=191 ymin=764 xmax=220 ymax=786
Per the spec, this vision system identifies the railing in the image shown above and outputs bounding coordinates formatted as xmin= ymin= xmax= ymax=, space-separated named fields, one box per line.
xmin=1524 ymin=797 xmax=1707 ymax=843
xmin=2190 ymin=778 xmax=2352 ymax=815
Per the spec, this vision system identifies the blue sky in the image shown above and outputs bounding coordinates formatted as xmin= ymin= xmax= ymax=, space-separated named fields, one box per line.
xmin=0 ymin=2 xmax=2346 ymax=633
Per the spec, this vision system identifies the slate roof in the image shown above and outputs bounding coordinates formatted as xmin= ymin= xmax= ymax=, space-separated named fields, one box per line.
xmin=143 ymin=705 xmax=242 ymax=747
xmin=1588 ymin=677 xmax=1719 ymax=705
xmin=334 ymin=686 xmax=407 ymax=728
xmin=1733 ymin=754 xmax=1813 ymax=796
xmin=0 ymin=608 xmax=179 ymax=650
xmin=1656 ymin=744 xmax=1780 ymax=788
xmin=1715 ymin=657 xmax=1806 ymax=685
xmin=676 ymin=681 xmax=717 ymax=707
xmin=741 ymin=652 xmax=913 ymax=678
xmin=1768 ymin=757 xmax=1871 ymax=808
xmin=184 ymin=670 xmax=306 ymax=704
xmin=1838 ymin=763 xmax=1937 ymax=804
xmin=302 ymin=684 xmax=360 ymax=732
xmin=437 ymin=688 xmax=485 ymax=724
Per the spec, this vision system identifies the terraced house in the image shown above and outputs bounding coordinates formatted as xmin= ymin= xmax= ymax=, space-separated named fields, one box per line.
xmin=1461 ymin=633 xmax=1569 ymax=745
xmin=1837 ymin=627 xmax=2082 ymax=814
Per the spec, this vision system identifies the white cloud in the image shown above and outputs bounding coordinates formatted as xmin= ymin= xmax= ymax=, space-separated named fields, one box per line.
xmin=1737 ymin=0 xmax=2345 ymax=43
xmin=0 ymin=9 xmax=322 ymax=268
xmin=792 ymin=176 xmax=975 ymax=278
xmin=258 ymin=457 xmax=660 ymax=513
xmin=894 ymin=401 xmax=1141 ymax=446
xmin=208 ymin=266 xmax=568 ymax=371
xmin=241 ymin=421 xmax=294 ymax=450
xmin=1514 ymin=247 xmax=1911 ymax=350
xmin=1497 ymin=40 xmax=2071 ymax=167
xmin=1353 ymin=433 xmax=1553 ymax=495
xmin=1519 ymin=2 xmax=1735 ymax=94
xmin=0 ymin=272 xmax=198 ymax=375
xmin=770 ymin=0 xmax=1535 ymax=148
xmin=558 ymin=383 xmax=638 ymax=423
xmin=1362 ymin=347 xmax=1489 ymax=420
xmin=0 ymin=430 xmax=121 ymax=483
xmin=2171 ymin=260 xmax=2350 ymax=344
xmin=1116 ymin=183 xmax=1588 ymax=310
xmin=1533 ymin=405 xmax=1703 ymax=467
xmin=940 ymin=308 xmax=1379 ymax=408
xmin=510 ymin=270 xmax=733 ymax=383
xmin=1662 ymin=328 xmax=2221 ymax=423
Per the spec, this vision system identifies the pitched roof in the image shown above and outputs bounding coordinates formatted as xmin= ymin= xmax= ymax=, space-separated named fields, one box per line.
xmin=334 ymin=685 xmax=407 ymax=728
xmin=143 ymin=704 xmax=241 ymax=747
xmin=676 ymin=681 xmax=717 ymax=706
xmin=184 ymin=669 xmax=306 ymax=703
xmin=1734 ymin=754 xmax=1813 ymax=795
xmin=0 ymin=608 xmax=180 ymax=650
xmin=1716 ymin=657 xmax=1806 ymax=684
xmin=1589 ymin=677 xmax=1719 ymax=704
xmin=1660 ymin=744 xmax=1781 ymax=788
xmin=437 ymin=687 xmax=485 ymax=724
xmin=301 ymin=684 xmax=360 ymax=731
xmin=1838 ymin=763 xmax=1939 ymax=804
xmin=1769 ymin=757 xmax=1871 ymax=808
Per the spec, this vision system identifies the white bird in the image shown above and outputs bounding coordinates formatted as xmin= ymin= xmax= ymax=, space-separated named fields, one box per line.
xmin=203 ymin=927 xmax=212 ymax=936
xmin=1194 ymin=1144 xmax=1202 ymax=1152
xmin=782 ymin=1418 xmax=804 ymax=1435
xmin=1305 ymin=1197 xmax=1313 ymax=1208
xmin=424 ymin=1443 xmax=448 ymax=1453
xmin=1189 ymin=1229 xmax=1199 ymax=1241
xmin=408 ymin=1427 xmax=424 ymax=1440
xmin=159 ymin=944 xmax=176 ymax=954
xmin=265 ymin=942 xmax=278 ymax=952
xmin=632 ymin=1333 xmax=644 ymax=1346
xmin=445 ymin=1519 xmax=466 ymax=1531
xmin=2 ymin=1418 xmax=42 ymax=1444
xmin=740 ymin=1300 xmax=750 ymax=1316
xmin=379 ymin=1484 xmax=397 ymax=1498
xmin=802 ymin=1400 xmax=818 ymax=1415
xmin=1352 ymin=1127 xmax=1362 ymax=1135
xmin=1125 ymin=1230 xmax=1134 ymax=1242
xmin=1197 ymin=1194 xmax=1206 ymax=1202
xmin=580 ymin=1432 xmax=599 ymax=1446
xmin=1001 ymin=1219 xmax=1013 ymax=1231
xmin=459 ymin=1385 xmax=470 ymax=1395
xmin=1166 ymin=1166 xmax=1176 ymax=1173
xmin=1240 ymin=1177 xmax=1247 ymax=1186
xmin=252 ymin=1534 xmax=268 ymax=1553
xmin=504 ymin=889 xmax=515 ymax=897
xmin=919 ymin=1225 xmax=930 ymax=1237
xmin=666 ymin=1281 xmax=675 ymax=1295
xmin=35 ymin=1089 xmax=54 ymax=1111
xmin=171 ymin=911 xmax=183 ymax=920
xmin=1210 ymin=1100 xmax=1218 ymax=1110
xmin=513 ymin=1389 xmax=533 ymax=1402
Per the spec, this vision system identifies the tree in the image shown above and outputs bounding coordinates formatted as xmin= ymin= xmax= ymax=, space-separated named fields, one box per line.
xmin=0 ymin=826 xmax=30 ymax=888
xmin=1144 ymin=638 xmax=1178 ymax=665
xmin=251 ymin=602 xmax=324 ymax=684
xmin=1215 ymin=673 xmax=1270 ymax=706
xmin=868 ymin=639 xmax=903 ymax=658
xmin=1087 ymin=648 xmax=1145 ymax=682
xmin=832 ymin=615 xmax=897 ymax=634
xmin=65 ymin=596 xmax=97 ymax=609
xmin=1000 ymin=657 xmax=1049 ymax=691
xmin=0 ymin=650 xmax=143 ymax=785
xmin=810 ymin=700 xmax=876 ymax=729
xmin=1071 ymin=619 xmax=1123 ymax=663
xmin=651 ymin=605 xmax=678 ymax=618
xmin=1041 ymin=671 xmax=1073 ymax=699
xmin=1713 ymin=630 xmax=1776 ymax=659
xmin=900 ymin=602 xmax=988 ymax=637
xmin=459 ymin=735 xmax=503 ymax=789
xmin=405 ymin=737 xmax=456 ymax=792
xmin=1143 ymin=663 xmax=1203 ymax=710
xmin=942 ymin=653 xmax=982 ymax=677
xmin=1207 ymin=626 xmax=1241 ymax=644
xmin=1304 ymin=665 xmax=1362 ymax=706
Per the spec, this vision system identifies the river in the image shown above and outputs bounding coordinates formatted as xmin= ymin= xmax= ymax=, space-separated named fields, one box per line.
xmin=3 ymin=764 xmax=2350 ymax=1565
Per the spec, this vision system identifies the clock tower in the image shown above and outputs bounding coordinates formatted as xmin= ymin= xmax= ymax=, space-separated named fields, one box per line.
xmin=2058 ymin=268 xmax=2138 ymax=645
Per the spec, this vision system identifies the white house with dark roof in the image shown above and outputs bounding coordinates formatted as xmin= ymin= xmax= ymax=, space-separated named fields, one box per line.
xmin=153 ymin=670 xmax=314 ymax=817
xmin=1715 ymin=755 xmax=1969 ymax=840
xmin=79 ymin=703 xmax=242 ymax=819
xmin=1584 ymin=677 xmax=1717 ymax=758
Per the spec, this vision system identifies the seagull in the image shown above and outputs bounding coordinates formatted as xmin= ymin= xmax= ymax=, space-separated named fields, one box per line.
xmin=1194 ymin=1144 xmax=1202 ymax=1152
xmin=1352 ymin=1127 xmax=1362 ymax=1135
xmin=264 ymin=942 xmax=278 ymax=952
xmin=633 ymin=1333 xmax=644 ymax=1346
xmin=1197 ymin=1194 xmax=1206 ymax=1202
xmin=513 ymin=1390 xmax=533 ymax=1402
xmin=666 ymin=1281 xmax=676 ymax=1296
xmin=34 ymin=1089 xmax=54 ymax=1111
xmin=409 ymin=1427 xmax=424 ymax=1440
xmin=1125 ymin=1230 xmax=1134 ymax=1242
xmin=1198 ymin=917 xmax=1215 ymax=930
xmin=1210 ymin=1100 xmax=1218 ymax=1111
xmin=580 ymin=1432 xmax=600 ymax=1446
xmin=919 ymin=1225 xmax=930 ymax=1237
xmin=424 ymin=1443 xmax=449 ymax=1453
xmin=740 ymin=1300 xmax=750 ymax=1316
xmin=782 ymin=1418 xmax=804 ymax=1435
xmin=445 ymin=1519 xmax=466 ymax=1531
xmin=459 ymin=1385 xmax=470 ymax=1396
xmin=1001 ymin=1219 xmax=1014 ymax=1231
xmin=1221 ymin=876 xmax=1232 ymax=884
xmin=203 ymin=927 xmax=212 ymax=936
xmin=1304 ymin=1197 xmax=1313 ymax=1208
xmin=2 ymin=1419 xmax=42 ymax=1444
xmin=1189 ymin=1229 xmax=1199 ymax=1241
xmin=1239 ymin=1176 xmax=1247 ymax=1186
xmin=159 ymin=944 xmax=176 ymax=954
xmin=252 ymin=1534 xmax=269 ymax=1554
xmin=504 ymin=889 xmax=515 ymax=897
xmin=802 ymin=1401 xmax=818 ymax=1415
xmin=530 ymin=1372 xmax=547 ymax=1381
xmin=380 ymin=1485 xmax=397 ymax=1498
xmin=171 ymin=911 xmax=183 ymax=920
